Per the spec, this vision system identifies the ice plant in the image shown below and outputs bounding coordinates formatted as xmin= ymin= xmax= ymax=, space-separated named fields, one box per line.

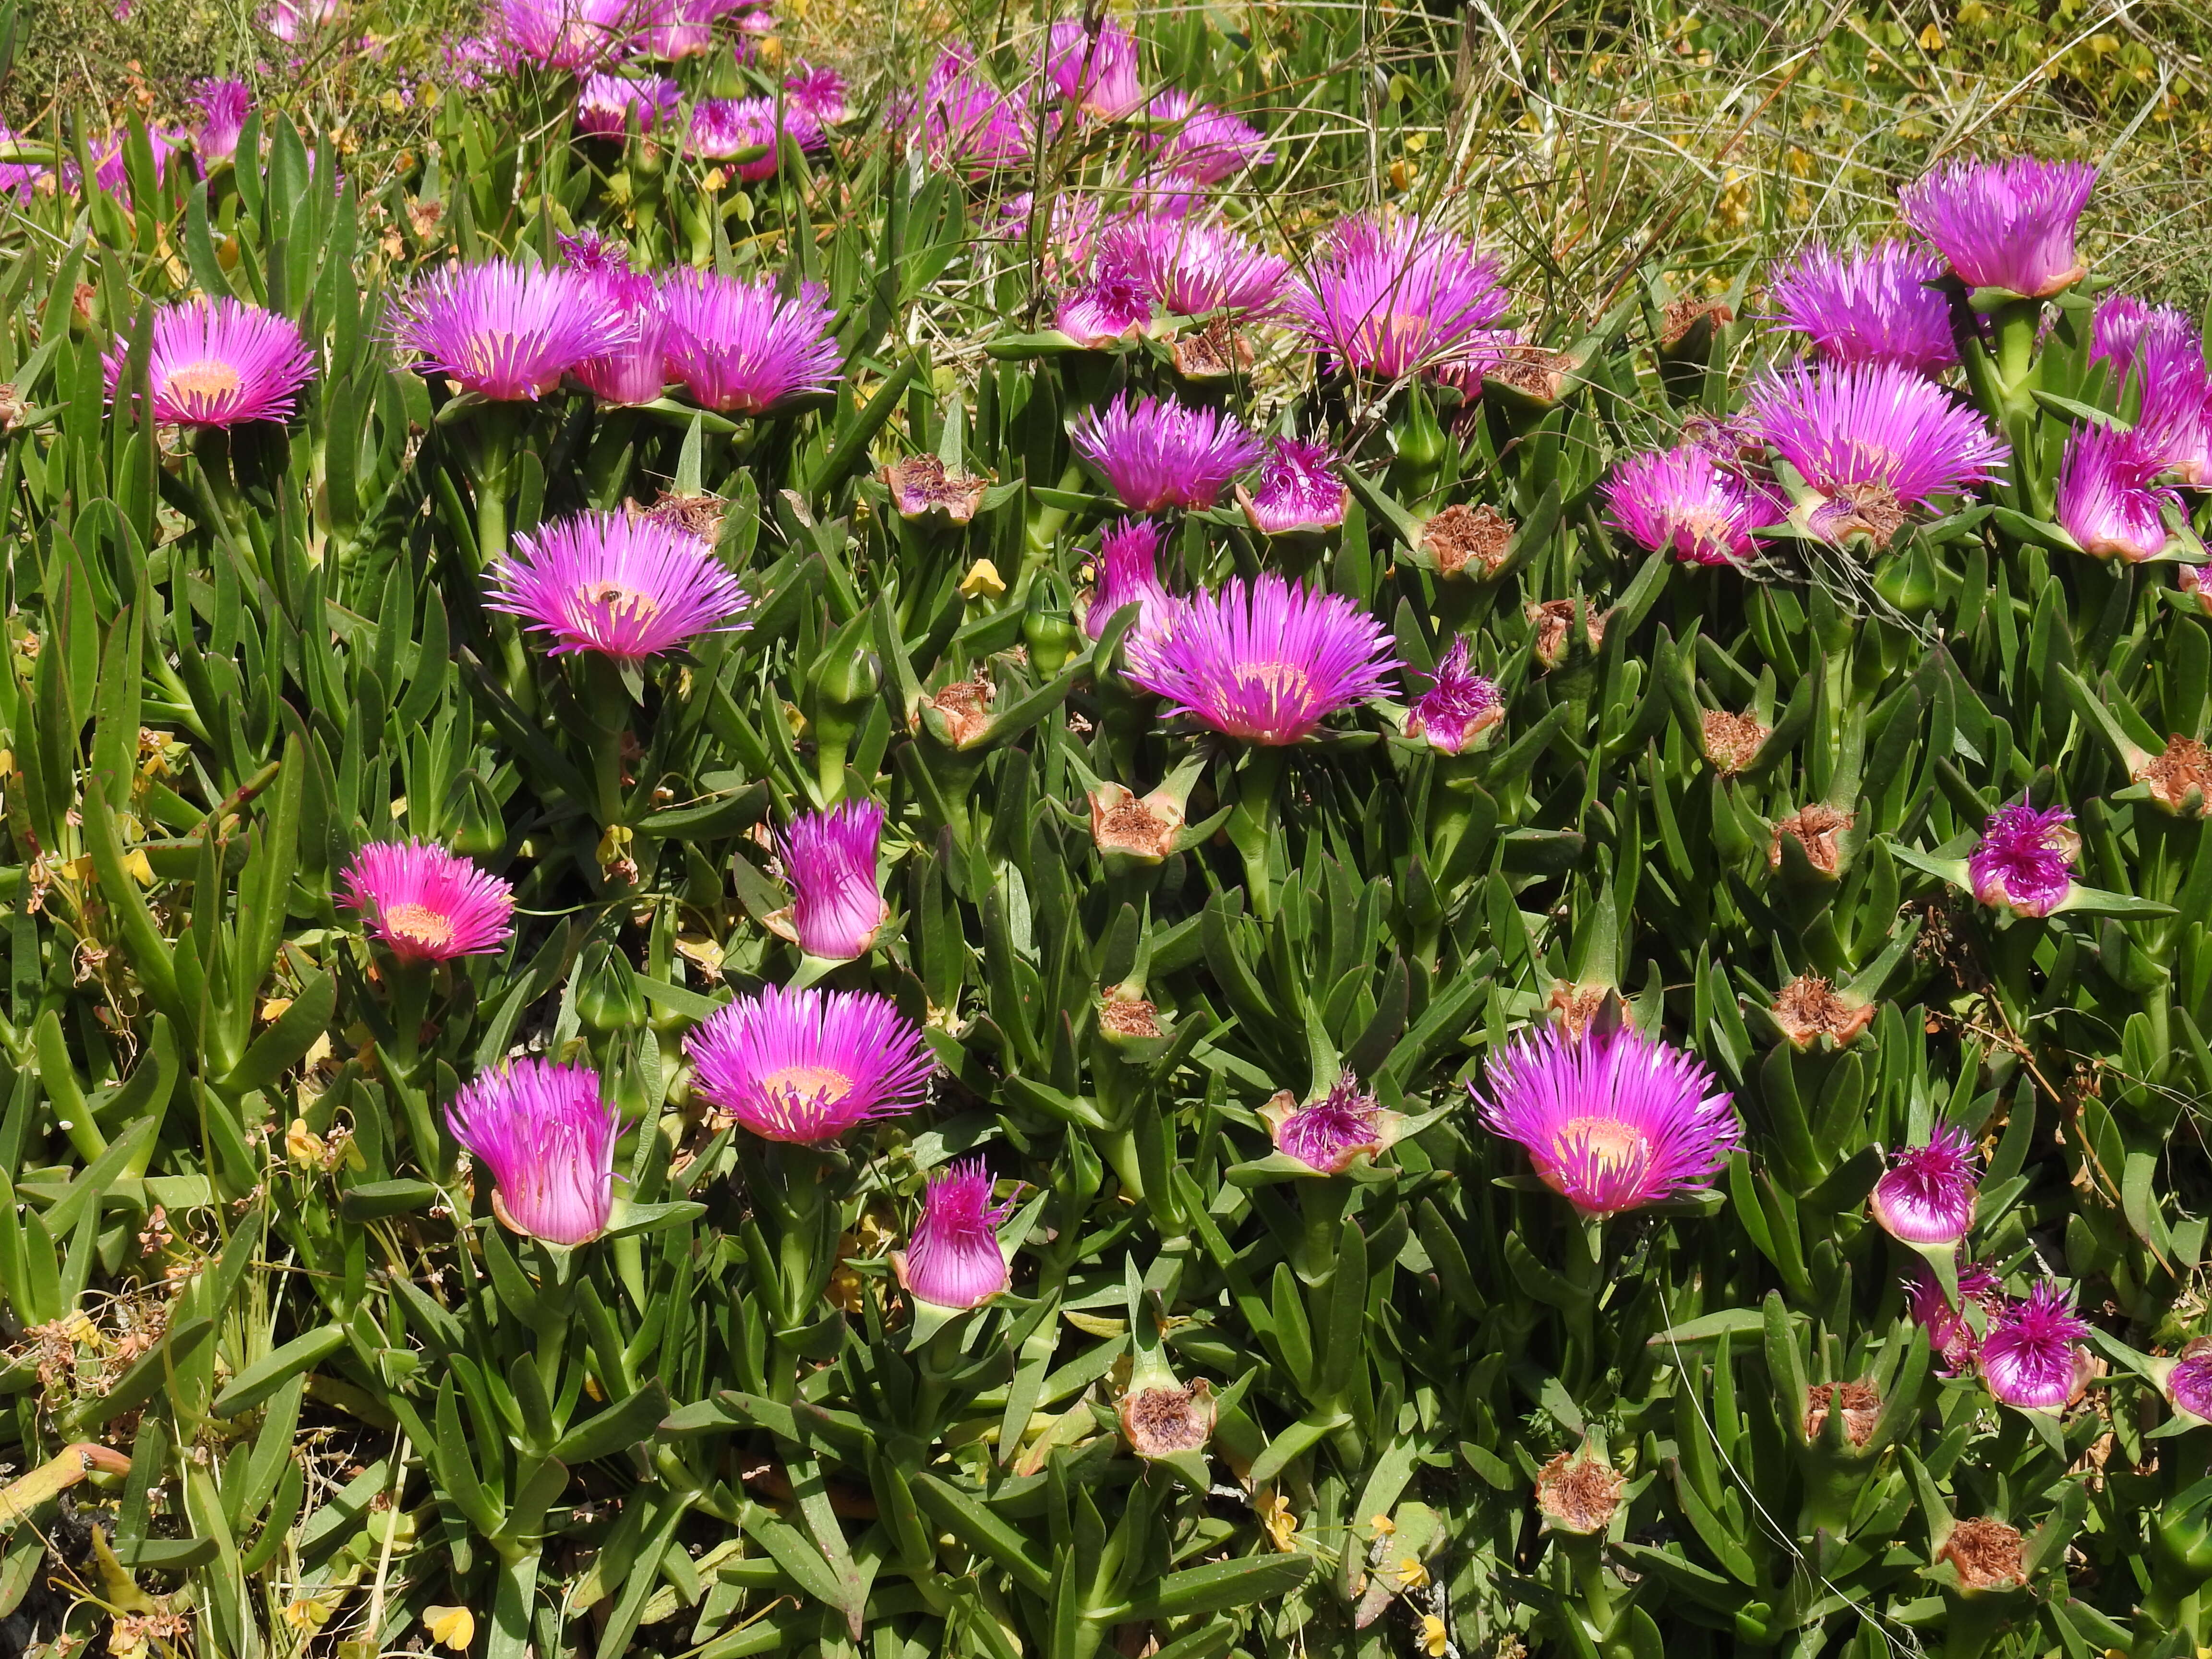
xmin=390 ymin=260 xmax=621 ymax=402
xmin=1404 ymin=638 xmax=1503 ymax=754
xmin=2087 ymin=294 xmax=2192 ymax=381
xmin=1744 ymin=361 xmax=2006 ymax=545
xmin=1980 ymin=1282 xmax=2091 ymax=1410
xmin=1082 ymin=518 xmax=1174 ymax=639
xmin=1899 ymin=156 xmax=2096 ymax=298
xmin=1053 ymin=262 xmax=1152 ymax=348
xmin=1236 ymin=437 xmax=1348 ymax=534
xmin=905 ymin=46 xmax=1033 ymax=174
xmin=105 ymin=299 xmax=315 ymax=430
xmin=576 ymin=73 xmax=679 ymax=136
xmin=445 ymin=1060 xmax=619 ymax=1247
xmin=566 ymin=257 xmax=668 ymax=408
xmin=685 ymin=97 xmax=824 ymax=177
xmin=1604 ymin=445 xmax=1775 ymax=567
xmin=2133 ymin=323 xmax=2212 ymax=488
xmin=1869 ymin=1123 xmax=1981 ymax=1245
xmin=191 ymin=78 xmax=250 ymax=167
xmin=1260 ymin=1071 xmax=1401 ymax=1173
xmin=1767 ymin=240 xmax=1957 ymax=375
xmin=635 ymin=0 xmax=752 ymax=56
xmin=778 ymin=799 xmax=889 ymax=961
xmin=1968 ymin=800 xmax=2077 ymax=917
xmin=1909 ymin=1261 xmax=2005 ymax=1375
xmin=658 ymin=270 xmax=839 ymax=414
xmin=1141 ymin=89 xmax=1273 ymax=184
xmin=1100 ymin=215 xmax=1288 ymax=319
xmin=1475 ymin=1024 xmax=1740 ymax=1216
xmin=895 ymin=1160 xmax=1014 ymax=1309
xmin=339 ymin=840 xmax=516 ymax=962
xmin=1041 ymin=17 xmax=1143 ymax=120
xmin=2166 ymin=1344 xmax=2212 ymax=1421
xmin=489 ymin=511 xmax=747 ymax=661
xmin=258 ymin=0 xmax=339 ymax=38
xmin=1122 ymin=574 xmax=1397 ymax=745
xmin=2056 ymin=424 xmax=2182 ymax=562
xmin=784 ymin=63 xmax=849 ymax=123
xmin=1289 ymin=214 xmax=1511 ymax=380
xmin=490 ymin=0 xmax=646 ymax=70
xmin=685 ymin=984 xmax=935 ymax=1144
xmin=1070 ymin=394 xmax=1262 ymax=511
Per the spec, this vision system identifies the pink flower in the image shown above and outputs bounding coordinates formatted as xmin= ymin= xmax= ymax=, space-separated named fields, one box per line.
xmin=340 ymin=839 xmax=516 ymax=962
xmin=2056 ymin=423 xmax=2182 ymax=562
xmin=898 ymin=1160 xmax=1015 ymax=1308
xmin=1236 ymin=437 xmax=1348 ymax=535
xmin=1289 ymin=213 xmax=1510 ymax=380
xmin=1262 ymin=1072 xmax=1401 ymax=1173
xmin=901 ymin=45 xmax=1035 ymax=174
xmin=389 ymin=260 xmax=623 ymax=402
xmin=562 ymin=247 xmax=668 ymax=408
xmin=1040 ymin=17 xmax=1143 ymax=120
xmin=489 ymin=511 xmax=750 ymax=660
xmin=1070 ymin=393 xmax=1262 ymax=511
xmin=576 ymin=72 xmax=680 ymax=136
xmin=1767 ymin=240 xmax=1957 ymax=375
xmin=1082 ymin=518 xmax=1174 ymax=639
xmin=1604 ymin=445 xmax=1779 ymax=567
xmin=447 ymin=1059 xmax=619 ymax=1246
xmin=685 ymin=96 xmax=825 ymax=178
xmin=1967 ymin=799 xmax=2077 ymax=917
xmin=105 ymin=298 xmax=314 ymax=430
xmin=1869 ymin=1123 xmax=1980 ymax=1245
xmin=658 ymin=269 xmax=839 ymax=414
xmin=1141 ymin=89 xmax=1273 ymax=184
xmin=1404 ymin=637 xmax=1502 ymax=754
xmin=1980 ymin=1281 xmax=2091 ymax=1409
xmin=685 ymin=984 xmax=935 ymax=1144
xmin=1907 ymin=1261 xmax=2005 ymax=1375
xmin=1097 ymin=214 xmax=1288 ymax=319
xmin=1899 ymin=156 xmax=2096 ymax=298
xmin=780 ymin=800 xmax=888 ymax=961
xmin=191 ymin=78 xmax=251 ymax=168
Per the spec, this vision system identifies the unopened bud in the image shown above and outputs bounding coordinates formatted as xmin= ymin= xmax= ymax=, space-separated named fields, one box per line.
xmin=575 ymin=939 xmax=649 ymax=1033
xmin=445 ymin=769 xmax=508 ymax=859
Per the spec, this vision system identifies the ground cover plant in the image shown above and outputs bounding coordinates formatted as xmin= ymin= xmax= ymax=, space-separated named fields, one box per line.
xmin=1 ymin=0 xmax=2211 ymax=1655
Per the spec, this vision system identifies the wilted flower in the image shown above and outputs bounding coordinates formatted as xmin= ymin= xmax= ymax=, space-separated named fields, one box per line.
xmin=1071 ymin=394 xmax=1262 ymax=511
xmin=191 ymin=78 xmax=250 ymax=167
xmin=1102 ymin=214 xmax=1288 ymax=319
xmin=1908 ymin=1260 xmax=2005 ymax=1375
xmin=1236 ymin=437 xmax=1347 ymax=534
xmin=1141 ymin=89 xmax=1273 ymax=184
xmin=1040 ymin=17 xmax=1143 ymax=119
xmin=1420 ymin=502 xmax=1515 ymax=580
xmin=1869 ymin=1123 xmax=1981 ymax=1245
xmin=1123 ymin=574 xmax=1398 ymax=745
xmin=1803 ymin=1382 xmax=1882 ymax=1448
xmin=1118 ymin=1378 xmax=1216 ymax=1458
xmin=1289 ymin=214 xmax=1510 ymax=380
xmin=2056 ymin=423 xmax=2181 ymax=562
xmin=1937 ymin=1519 xmax=2029 ymax=1592
xmin=1701 ymin=709 xmax=1770 ymax=778
xmin=1476 ymin=1024 xmax=1740 ymax=1216
xmin=489 ymin=511 xmax=749 ymax=660
xmin=778 ymin=799 xmax=888 ymax=961
xmin=686 ymin=984 xmax=935 ymax=1144
xmin=1404 ymin=638 xmax=1503 ymax=754
xmin=1088 ymin=780 xmax=1184 ymax=861
xmin=658 ymin=269 xmax=839 ymax=413
xmin=686 ymin=96 xmax=825 ymax=177
xmin=576 ymin=72 xmax=680 ymax=136
xmin=1980 ymin=1281 xmax=2091 ymax=1410
xmin=903 ymin=45 xmax=1034 ymax=174
xmin=1527 ymin=598 xmax=1611 ymax=670
xmin=446 ymin=1059 xmax=619 ymax=1246
xmin=1082 ymin=517 xmax=1174 ymax=638
xmin=1770 ymin=972 xmax=1874 ymax=1048
xmin=390 ymin=261 xmax=621 ymax=402
xmin=489 ymin=0 xmax=646 ymax=69
xmin=1605 ymin=445 xmax=1777 ymax=567
xmin=883 ymin=454 xmax=988 ymax=523
xmin=784 ymin=63 xmax=849 ymax=123
xmin=2165 ymin=1341 xmax=2212 ymax=1421
xmin=2135 ymin=734 xmax=2212 ymax=816
xmin=106 ymin=299 xmax=315 ymax=429
xmin=1967 ymin=799 xmax=2077 ymax=917
xmin=340 ymin=839 xmax=516 ymax=962
xmin=1534 ymin=1449 xmax=1623 ymax=1535
xmin=1260 ymin=1071 xmax=1402 ymax=1173
xmin=892 ymin=1159 xmax=1014 ymax=1309
xmin=1767 ymin=240 xmax=1957 ymax=376
xmin=1745 ymin=361 xmax=2006 ymax=546
xmin=1053 ymin=262 xmax=1152 ymax=348
xmin=1769 ymin=803 xmax=1853 ymax=878
xmin=1899 ymin=156 xmax=2095 ymax=298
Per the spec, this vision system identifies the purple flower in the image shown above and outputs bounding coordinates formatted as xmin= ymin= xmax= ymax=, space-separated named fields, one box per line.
xmin=1142 ymin=89 xmax=1273 ymax=184
xmin=446 ymin=1060 xmax=619 ymax=1246
xmin=1235 ymin=437 xmax=1348 ymax=535
xmin=1604 ymin=445 xmax=1776 ymax=567
xmin=685 ymin=96 xmax=825 ymax=177
xmin=1289 ymin=213 xmax=1511 ymax=380
xmin=1053 ymin=262 xmax=1152 ymax=347
xmin=1262 ymin=1072 xmax=1402 ymax=1174
xmin=1908 ymin=1261 xmax=2005 ymax=1375
xmin=490 ymin=0 xmax=646 ymax=69
xmin=2134 ymin=321 xmax=2212 ymax=489
xmin=490 ymin=510 xmax=748 ymax=661
xmin=634 ymin=0 xmax=751 ymax=56
xmin=259 ymin=0 xmax=340 ymax=39
xmin=2056 ymin=423 xmax=2182 ymax=562
xmin=2168 ymin=1346 xmax=2212 ymax=1420
xmin=898 ymin=1160 xmax=1015 ymax=1309
xmin=1869 ymin=1123 xmax=1980 ymax=1245
xmin=685 ymin=984 xmax=935 ymax=1144
xmin=1041 ymin=17 xmax=1143 ymax=120
xmin=1899 ymin=156 xmax=2095 ymax=299
xmin=997 ymin=192 xmax=1104 ymax=279
xmin=1082 ymin=518 xmax=1173 ymax=638
xmin=658 ymin=269 xmax=839 ymax=414
xmin=2087 ymin=294 xmax=2191 ymax=381
xmin=104 ymin=298 xmax=314 ymax=430
xmin=340 ymin=839 xmax=516 ymax=962
xmin=1767 ymin=240 xmax=1957 ymax=376
xmin=561 ymin=247 xmax=668 ymax=408
xmin=902 ymin=46 xmax=1034 ymax=174
xmin=1745 ymin=361 xmax=2006 ymax=545
xmin=389 ymin=260 xmax=622 ymax=402
xmin=1404 ymin=637 xmax=1502 ymax=754
xmin=1122 ymin=574 xmax=1398 ymax=745
xmin=84 ymin=127 xmax=183 ymax=209
xmin=1071 ymin=393 xmax=1262 ymax=511
xmin=1968 ymin=799 xmax=2077 ymax=917
xmin=1101 ymin=214 xmax=1288 ymax=319
xmin=780 ymin=799 xmax=888 ymax=961
xmin=0 ymin=126 xmax=46 ymax=200
xmin=1980 ymin=1281 xmax=2091 ymax=1409
xmin=191 ymin=78 xmax=251 ymax=168
xmin=577 ymin=72 xmax=679 ymax=136
xmin=784 ymin=62 xmax=848 ymax=123
xmin=1475 ymin=1024 xmax=1740 ymax=1216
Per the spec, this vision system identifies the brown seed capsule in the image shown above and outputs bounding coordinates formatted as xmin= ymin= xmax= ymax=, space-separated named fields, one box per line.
xmin=1771 ymin=974 xmax=1875 ymax=1049
xmin=1088 ymin=783 xmax=1185 ymax=861
xmin=1937 ymin=1517 xmax=2028 ymax=1591
xmin=2134 ymin=734 xmax=2212 ymax=816
xmin=1527 ymin=599 xmax=1610 ymax=669
xmin=1535 ymin=1449 xmax=1623 ymax=1536
xmin=1118 ymin=1380 xmax=1215 ymax=1459
xmin=1803 ymin=1381 xmax=1882 ymax=1447
xmin=1769 ymin=804 xmax=1853 ymax=877
xmin=1097 ymin=991 xmax=1164 ymax=1040
xmin=1421 ymin=503 xmax=1515 ymax=580
xmin=927 ymin=673 xmax=995 ymax=746
xmin=1659 ymin=297 xmax=1735 ymax=349
xmin=1700 ymin=709 xmax=1771 ymax=777
xmin=1486 ymin=345 xmax=1577 ymax=404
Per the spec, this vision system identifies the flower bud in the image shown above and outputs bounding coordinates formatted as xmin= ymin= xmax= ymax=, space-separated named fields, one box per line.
xmin=1022 ymin=590 xmax=1078 ymax=677
xmin=891 ymin=1159 xmax=1013 ymax=1310
xmin=812 ymin=639 xmax=881 ymax=715
xmin=1534 ymin=1447 xmax=1623 ymax=1536
xmin=1869 ymin=1125 xmax=1980 ymax=1246
xmin=576 ymin=939 xmax=649 ymax=1033
xmin=444 ymin=769 xmax=509 ymax=859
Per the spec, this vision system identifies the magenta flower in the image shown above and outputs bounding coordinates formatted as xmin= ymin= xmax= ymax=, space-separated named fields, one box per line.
xmin=784 ymin=62 xmax=849 ymax=123
xmin=259 ymin=0 xmax=339 ymax=39
xmin=658 ymin=269 xmax=839 ymax=414
xmin=2134 ymin=322 xmax=2212 ymax=488
xmin=904 ymin=46 xmax=1034 ymax=174
xmin=491 ymin=0 xmax=645 ymax=69
xmin=84 ymin=127 xmax=183 ymax=209
xmin=340 ymin=839 xmax=516 ymax=962
xmin=1869 ymin=1123 xmax=1980 ymax=1245
xmin=1604 ymin=445 xmax=1777 ymax=567
xmin=1289 ymin=213 xmax=1511 ymax=380
xmin=780 ymin=799 xmax=888 ymax=961
xmin=685 ymin=984 xmax=935 ymax=1144
xmin=1899 ymin=156 xmax=2095 ymax=298
xmin=1071 ymin=393 xmax=1262 ymax=511
xmin=1041 ymin=17 xmax=1143 ymax=119
xmin=1053 ymin=263 xmax=1152 ymax=348
xmin=191 ymin=78 xmax=250 ymax=167
xmin=390 ymin=261 xmax=621 ymax=402
xmin=635 ymin=0 xmax=751 ymax=56
xmin=2087 ymin=294 xmax=2191 ymax=381
xmin=899 ymin=1160 xmax=1015 ymax=1309
xmin=446 ymin=1060 xmax=619 ymax=1247
xmin=1908 ymin=1261 xmax=2005 ymax=1375
xmin=1262 ymin=1073 xmax=1401 ymax=1174
xmin=576 ymin=72 xmax=679 ymax=136
xmin=1122 ymin=574 xmax=1398 ymax=745
xmin=997 ymin=192 xmax=1104 ymax=278
xmin=1236 ymin=437 xmax=1348 ymax=535
xmin=2056 ymin=424 xmax=2182 ymax=562
xmin=0 ymin=125 xmax=45 ymax=200
xmin=1102 ymin=214 xmax=1288 ymax=319
xmin=1980 ymin=1281 xmax=2091 ymax=1409
xmin=1142 ymin=90 xmax=1273 ymax=184
xmin=104 ymin=299 xmax=314 ymax=430
xmin=1475 ymin=1024 xmax=1740 ymax=1216
xmin=565 ymin=252 xmax=668 ymax=408
xmin=1745 ymin=361 xmax=2006 ymax=544
xmin=1767 ymin=240 xmax=1957 ymax=375
xmin=1968 ymin=799 xmax=2077 ymax=917
xmin=490 ymin=511 xmax=748 ymax=661
xmin=2168 ymin=1348 xmax=2212 ymax=1420
xmin=685 ymin=96 xmax=825 ymax=177
xmin=1082 ymin=518 xmax=1174 ymax=639
xmin=1405 ymin=637 xmax=1503 ymax=754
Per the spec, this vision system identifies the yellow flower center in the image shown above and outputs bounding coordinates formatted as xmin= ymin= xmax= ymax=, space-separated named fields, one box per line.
xmin=586 ymin=581 xmax=661 ymax=621
xmin=1550 ymin=1115 xmax=1651 ymax=1185
xmin=764 ymin=1064 xmax=854 ymax=1102
xmin=382 ymin=902 xmax=455 ymax=950
xmin=1240 ymin=662 xmax=1310 ymax=703
xmin=164 ymin=359 xmax=243 ymax=401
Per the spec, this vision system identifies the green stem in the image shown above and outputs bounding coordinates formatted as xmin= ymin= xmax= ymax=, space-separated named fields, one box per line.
xmin=1563 ymin=1214 xmax=1603 ymax=1392
xmin=487 ymin=1539 xmax=544 ymax=1659
xmin=1294 ymin=1177 xmax=1351 ymax=1287
xmin=582 ymin=656 xmax=631 ymax=829
xmin=387 ymin=960 xmax=434 ymax=1078
xmin=1227 ymin=744 xmax=1286 ymax=922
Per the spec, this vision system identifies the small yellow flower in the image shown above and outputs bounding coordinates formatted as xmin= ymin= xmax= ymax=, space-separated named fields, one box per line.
xmin=423 ymin=1606 xmax=475 ymax=1652
xmin=287 ymin=1119 xmax=327 ymax=1168
xmin=1917 ymin=21 xmax=1946 ymax=48
xmin=1391 ymin=1556 xmax=1431 ymax=1591
xmin=1256 ymin=1489 xmax=1299 ymax=1552
xmin=959 ymin=559 xmax=1007 ymax=601
xmin=1370 ymin=1513 xmax=1397 ymax=1538
xmin=1419 ymin=1614 xmax=1450 ymax=1657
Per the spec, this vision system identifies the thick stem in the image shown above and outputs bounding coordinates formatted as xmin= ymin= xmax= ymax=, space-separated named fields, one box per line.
xmin=487 ymin=1540 xmax=544 ymax=1659
xmin=1227 ymin=745 xmax=1286 ymax=922
xmin=582 ymin=656 xmax=632 ymax=829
